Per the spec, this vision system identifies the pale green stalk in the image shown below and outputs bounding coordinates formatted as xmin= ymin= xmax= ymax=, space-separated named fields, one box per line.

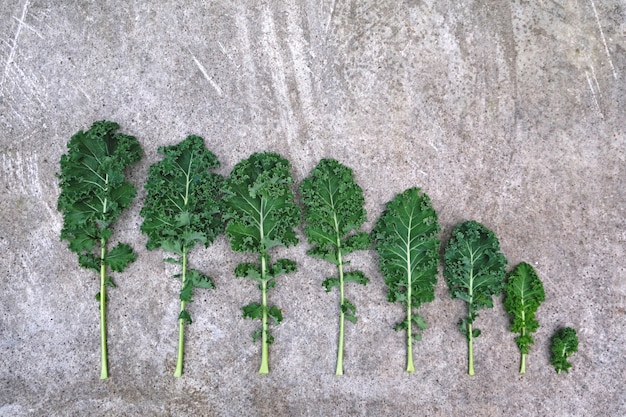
xmin=174 ymin=251 xmax=188 ymax=377
xmin=259 ymin=253 xmax=269 ymax=374
xmin=519 ymin=314 xmax=526 ymax=374
xmin=406 ymin=215 xmax=414 ymax=373
xmin=99 ymin=176 xmax=110 ymax=380
xmin=467 ymin=247 xmax=475 ymax=376
xmin=406 ymin=301 xmax=414 ymax=372
xmin=468 ymin=322 xmax=475 ymax=376
xmin=99 ymin=239 xmax=109 ymax=380
xmin=336 ymin=246 xmax=345 ymax=376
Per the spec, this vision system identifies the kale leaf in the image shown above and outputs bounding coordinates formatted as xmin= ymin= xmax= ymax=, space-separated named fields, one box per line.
xmin=550 ymin=327 xmax=579 ymax=374
xmin=223 ymin=152 xmax=300 ymax=374
xmin=443 ymin=220 xmax=507 ymax=375
xmin=372 ymin=188 xmax=440 ymax=373
xmin=503 ymin=262 xmax=545 ymax=373
xmin=300 ymin=159 xmax=370 ymax=375
xmin=57 ymin=120 xmax=142 ymax=379
xmin=140 ymin=135 xmax=223 ymax=377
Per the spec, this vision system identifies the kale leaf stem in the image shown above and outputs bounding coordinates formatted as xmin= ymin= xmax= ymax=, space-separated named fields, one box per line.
xmin=259 ymin=253 xmax=269 ymax=374
xmin=468 ymin=322 xmax=475 ymax=376
xmin=336 ymin=242 xmax=345 ymax=376
xmin=174 ymin=250 xmax=188 ymax=377
xmin=406 ymin=216 xmax=414 ymax=373
xmin=99 ymin=238 xmax=109 ymax=380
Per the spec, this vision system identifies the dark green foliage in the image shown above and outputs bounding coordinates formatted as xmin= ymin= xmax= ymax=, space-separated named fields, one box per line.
xmin=300 ymin=159 xmax=370 ymax=375
xmin=141 ymin=135 xmax=223 ymax=253
xmin=300 ymin=159 xmax=370 ymax=266
xmin=222 ymin=152 xmax=300 ymax=374
xmin=57 ymin=120 xmax=142 ymax=379
xmin=372 ymin=188 xmax=440 ymax=372
xmin=223 ymin=152 xmax=299 ymax=253
xmin=550 ymin=327 xmax=579 ymax=374
xmin=504 ymin=262 xmax=546 ymax=373
xmin=58 ymin=120 xmax=141 ymax=268
xmin=443 ymin=220 xmax=507 ymax=375
xmin=139 ymin=135 xmax=223 ymax=377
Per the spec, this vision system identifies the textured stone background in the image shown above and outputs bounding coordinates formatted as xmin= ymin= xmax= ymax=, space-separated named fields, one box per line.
xmin=1 ymin=1 xmax=624 ymax=416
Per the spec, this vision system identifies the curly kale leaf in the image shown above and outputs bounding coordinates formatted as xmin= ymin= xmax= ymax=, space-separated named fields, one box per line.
xmin=141 ymin=135 xmax=223 ymax=253
xmin=223 ymin=152 xmax=299 ymax=254
xmin=300 ymin=159 xmax=370 ymax=263
xmin=300 ymin=159 xmax=370 ymax=375
xmin=57 ymin=120 xmax=142 ymax=379
xmin=371 ymin=188 xmax=440 ymax=373
xmin=550 ymin=327 xmax=578 ymax=374
xmin=222 ymin=152 xmax=300 ymax=374
xmin=58 ymin=120 xmax=141 ymax=256
xmin=139 ymin=135 xmax=222 ymax=377
xmin=443 ymin=220 xmax=507 ymax=375
xmin=504 ymin=262 xmax=545 ymax=373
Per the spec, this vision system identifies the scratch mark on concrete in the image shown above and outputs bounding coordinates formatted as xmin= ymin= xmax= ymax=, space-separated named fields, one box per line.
xmin=1 ymin=150 xmax=42 ymax=198
xmin=78 ymin=86 xmax=91 ymax=101
xmin=12 ymin=14 xmax=42 ymax=39
xmin=326 ymin=0 xmax=337 ymax=34
xmin=585 ymin=70 xmax=604 ymax=118
xmin=1 ymin=0 xmax=30 ymax=87
xmin=7 ymin=101 xmax=26 ymax=125
xmin=589 ymin=62 xmax=601 ymax=94
xmin=235 ymin=3 xmax=264 ymax=132
xmin=189 ymin=49 xmax=223 ymax=97
xmin=14 ymin=64 xmax=46 ymax=109
xmin=590 ymin=0 xmax=618 ymax=80
xmin=287 ymin=3 xmax=314 ymax=120
xmin=261 ymin=7 xmax=298 ymax=147
xmin=217 ymin=41 xmax=237 ymax=67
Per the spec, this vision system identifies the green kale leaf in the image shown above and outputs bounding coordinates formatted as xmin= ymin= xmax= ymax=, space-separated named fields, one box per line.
xmin=57 ymin=120 xmax=142 ymax=379
xmin=300 ymin=159 xmax=370 ymax=375
xmin=443 ymin=220 xmax=507 ymax=375
xmin=223 ymin=152 xmax=300 ymax=374
xmin=504 ymin=262 xmax=545 ymax=373
xmin=550 ymin=327 xmax=579 ymax=374
xmin=371 ymin=188 xmax=440 ymax=373
xmin=140 ymin=135 xmax=222 ymax=377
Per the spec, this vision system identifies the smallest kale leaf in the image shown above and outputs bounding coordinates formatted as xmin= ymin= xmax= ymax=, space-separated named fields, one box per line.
xmin=550 ymin=327 xmax=579 ymax=374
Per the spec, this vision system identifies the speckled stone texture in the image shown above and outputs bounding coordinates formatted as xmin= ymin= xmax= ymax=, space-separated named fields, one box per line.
xmin=1 ymin=1 xmax=624 ymax=416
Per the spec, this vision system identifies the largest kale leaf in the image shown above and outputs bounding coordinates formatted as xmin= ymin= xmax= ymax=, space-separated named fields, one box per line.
xmin=57 ymin=120 xmax=142 ymax=379
xmin=300 ymin=159 xmax=370 ymax=376
xmin=140 ymin=135 xmax=223 ymax=377
xmin=443 ymin=220 xmax=507 ymax=376
xmin=222 ymin=152 xmax=300 ymax=374
xmin=372 ymin=188 xmax=440 ymax=373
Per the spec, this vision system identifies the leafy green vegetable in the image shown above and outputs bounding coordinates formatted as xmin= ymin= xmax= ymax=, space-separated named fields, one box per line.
xmin=550 ymin=327 xmax=578 ymax=374
xmin=372 ymin=188 xmax=440 ymax=373
xmin=140 ymin=135 xmax=223 ymax=377
xmin=57 ymin=120 xmax=142 ymax=379
xmin=443 ymin=220 xmax=507 ymax=375
xmin=503 ymin=262 xmax=545 ymax=373
xmin=223 ymin=152 xmax=300 ymax=374
xmin=300 ymin=159 xmax=370 ymax=375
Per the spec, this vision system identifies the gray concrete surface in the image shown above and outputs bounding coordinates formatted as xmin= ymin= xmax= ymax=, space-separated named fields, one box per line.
xmin=1 ymin=0 xmax=624 ymax=416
